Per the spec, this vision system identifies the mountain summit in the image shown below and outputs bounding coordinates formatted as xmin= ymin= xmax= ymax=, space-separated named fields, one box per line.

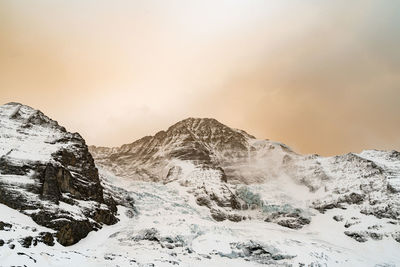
xmin=0 ymin=102 xmax=118 ymax=246
xmin=90 ymin=117 xmax=292 ymax=183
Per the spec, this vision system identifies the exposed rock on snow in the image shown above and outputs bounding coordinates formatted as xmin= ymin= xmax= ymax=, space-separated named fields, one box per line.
xmin=344 ymin=231 xmax=369 ymax=242
xmin=221 ymin=241 xmax=296 ymax=264
xmin=1 ymin=108 xmax=400 ymax=266
xmin=0 ymin=102 xmax=118 ymax=246
xmin=90 ymin=117 xmax=400 ymax=234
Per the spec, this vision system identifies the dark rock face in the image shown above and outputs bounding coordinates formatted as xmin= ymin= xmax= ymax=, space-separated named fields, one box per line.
xmin=93 ymin=208 xmax=119 ymax=225
xmin=56 ymin=220 xmax=94 ymax=246
xmin=39 ymin=232 xmax=55 ymax=246
xmin=41 ymin=160 xmax=103 ymax=203
xmin=19 ymin=236 xmax=33 ymax=248
xmin=0 ymin=103 xmax=118 ymax=246
xmin=14 ymin=232 xmax=55 ymax=248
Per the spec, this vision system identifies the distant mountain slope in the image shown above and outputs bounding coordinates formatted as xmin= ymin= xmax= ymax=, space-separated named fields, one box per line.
xmin=90 ymin=117 xmax=400 ymax=238
xmin=90 ymin=117 xmax=294 ymax=184
xmin=0 ymin=102 xmax=118 ymax=246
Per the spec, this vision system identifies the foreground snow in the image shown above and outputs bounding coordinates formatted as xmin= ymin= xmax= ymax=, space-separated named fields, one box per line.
xmin=1 ymin=172 xmax=399 ymax=267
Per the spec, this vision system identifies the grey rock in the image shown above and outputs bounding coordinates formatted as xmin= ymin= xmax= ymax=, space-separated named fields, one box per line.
xmin=333 ymin=215 xmax=344 ymax=222
xmin=196 ymin=195 xmax=212 ymax=208
xmin=392 ymin=232 xmax=400 ymax=243
xmin=228 ymin=213 xmax=243 ymax=222
xmin=210 ymin=208 xmax=227 ymax=222
xmin=134 ymin=228 xmax=160 ymax=242
xmin=368 ymin=232 xmax=383 ymax=240
xmin=344 ymin=231 xmax=368 ymax=242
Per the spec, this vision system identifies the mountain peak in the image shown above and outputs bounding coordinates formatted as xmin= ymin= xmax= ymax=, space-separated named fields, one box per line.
xmin=169 ymin=117 xmax=225 ymax=130
xmin=0 ymin=102 xmax=118 ymax=246
xmin=90 ymin=117 xmax=264 ymax=182
xmin=167 ymin=117 xmax=256 ymax=140
xmin=0 ymin=102 xmax=65 ymax=133
xmin=3 ymin=102 xmax=36 ymax=112
xmin=4 ymin=101 xmax=23 ymax=106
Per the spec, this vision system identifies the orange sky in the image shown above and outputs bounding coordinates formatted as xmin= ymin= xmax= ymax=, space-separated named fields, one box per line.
xmin=1 ymin=0 xmax=399 ymax=156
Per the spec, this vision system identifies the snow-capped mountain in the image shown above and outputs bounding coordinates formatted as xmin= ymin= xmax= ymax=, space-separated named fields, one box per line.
xmin=0 ymin=102 xmax=117 ymax=246
xmin=0 ymin=104 xmax=399 ymax=266
xmin=90 ymin=118 xmax=260 ymax=182
xmin=89 ymin=117 xmax=400 ymax=265
xmin=90 ymin=117 xmax=400 ymax=230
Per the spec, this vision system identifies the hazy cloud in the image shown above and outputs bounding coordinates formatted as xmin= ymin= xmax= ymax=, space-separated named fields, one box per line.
xmin=0 ymin=0 xmax=399 ymax=155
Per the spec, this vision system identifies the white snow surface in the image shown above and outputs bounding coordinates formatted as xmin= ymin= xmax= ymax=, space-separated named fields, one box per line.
xmin=0 ymin=103 xmax=68 ymax=163
xmin=1 ymin=168 xmax=399 ymax=267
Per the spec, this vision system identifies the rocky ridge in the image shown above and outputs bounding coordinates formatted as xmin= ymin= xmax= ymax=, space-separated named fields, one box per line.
xmin=0 ymin=102 xmax=118 ymax=246
xmin=90 ymin=117 xmax=400 ymax=239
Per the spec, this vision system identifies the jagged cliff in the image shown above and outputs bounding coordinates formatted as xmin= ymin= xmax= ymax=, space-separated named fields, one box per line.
xmin=0 ymin=102 xmax=118 ymax=246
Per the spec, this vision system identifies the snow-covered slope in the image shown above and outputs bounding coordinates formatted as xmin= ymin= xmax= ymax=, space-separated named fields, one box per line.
xmin=90 ymin=118 xmax=294 ymax=184
xmin=88 ymin=117 xmax=400 ymax=265
xmin=0 ymin=102 xmax=118 ymax=246
xmin=1 ymin=108 xmax=399 ymax=266
xmin=1 ymin=171 xmax=399 ymax=266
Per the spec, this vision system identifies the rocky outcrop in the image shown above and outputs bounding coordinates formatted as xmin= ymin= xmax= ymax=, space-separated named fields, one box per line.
xmin=210 ymin=208 xmax=227 ymax=221
xmin=344 ymin=231 xmax=369 ymax=242
xmin=333 ymin=215 xmax=344 ymax=222
xmin=0 ymin=103 xmax=118 ymax=246
xmin=14 ymin=231 xmax=55 ymax=248
xmin=343 ymin=231 xmax=383 ymax=243
xmin=132 ymin=228 xmax=186 ymax=250
xmin=218 ymin=241 xmax=296 ymax=265
xmin=0 ymin=221 xmax=12 ymax=231
xmin=39 ymin=232 xmax=55 ymax=246
xmin=56 ymin=220 xmax=94 ymax=246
